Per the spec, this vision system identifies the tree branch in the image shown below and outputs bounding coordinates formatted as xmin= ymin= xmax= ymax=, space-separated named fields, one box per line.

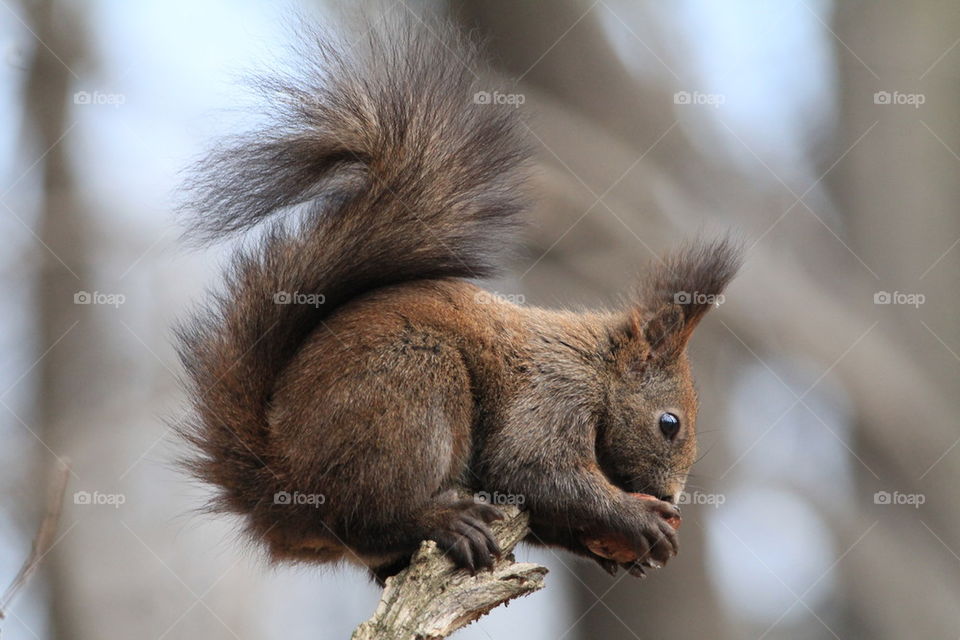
xmin=351 ymin=505 xmax=547 ymax=640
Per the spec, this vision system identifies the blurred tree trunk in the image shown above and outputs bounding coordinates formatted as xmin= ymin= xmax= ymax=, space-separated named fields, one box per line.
xmin=20 ymin=2 xmax=264 ymax=637
xmin=22 ymin=0 xmax=90 ymax=638
xmin=829 ymin=1 xmax=960 ymax=637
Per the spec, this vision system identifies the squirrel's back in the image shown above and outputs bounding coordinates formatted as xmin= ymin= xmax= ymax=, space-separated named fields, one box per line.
xmin=175 ymin=16 xmax=532 ymax=528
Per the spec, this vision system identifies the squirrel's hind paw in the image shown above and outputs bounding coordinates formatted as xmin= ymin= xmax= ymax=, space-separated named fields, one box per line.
xmin=429 ymin=501 xmax=504 ymax=573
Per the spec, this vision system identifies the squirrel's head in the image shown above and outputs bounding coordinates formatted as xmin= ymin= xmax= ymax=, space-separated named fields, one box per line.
xmin=598 ymin=239 xmax=741 ymax=503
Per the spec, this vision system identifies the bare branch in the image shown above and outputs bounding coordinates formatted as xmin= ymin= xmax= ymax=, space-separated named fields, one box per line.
xmin=352 ymin=505 xmax=547 ymax=640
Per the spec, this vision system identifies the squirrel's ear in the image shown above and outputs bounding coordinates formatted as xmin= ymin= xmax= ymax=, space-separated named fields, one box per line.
xmin=615 ymin=304 xmax=685 ymax=370
xmin=615 ymin=304 xmax=686 ymax=368
xmin=633 ymin=237 xmax=742 ymax=360
xmin=642 ymin=303 xmax=687 ymax=360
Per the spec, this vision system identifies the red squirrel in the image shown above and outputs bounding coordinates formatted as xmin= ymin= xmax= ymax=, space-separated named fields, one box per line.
xmin=175 ymin=15 xmax=740 ymax=584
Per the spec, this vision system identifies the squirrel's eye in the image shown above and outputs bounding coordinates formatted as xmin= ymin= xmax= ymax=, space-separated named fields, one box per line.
xmin=659 ymin=412 xmax=680 ymax=441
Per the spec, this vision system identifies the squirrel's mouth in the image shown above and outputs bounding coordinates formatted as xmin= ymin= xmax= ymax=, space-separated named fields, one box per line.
xmin=643 ymin=490 xmax=676 ymax=504
xmin=603 ymin=469 xmax=675 ymax=503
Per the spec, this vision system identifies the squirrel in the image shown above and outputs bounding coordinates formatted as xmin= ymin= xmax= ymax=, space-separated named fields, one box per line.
xmin=175 ymin=15 xmax=741 ymax=585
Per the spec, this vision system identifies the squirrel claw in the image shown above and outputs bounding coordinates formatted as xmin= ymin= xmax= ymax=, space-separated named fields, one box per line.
xmin=429 ymin=502 xmax=503 ymax=572
xmin=594 ymin=556 xmax=620 ymax=576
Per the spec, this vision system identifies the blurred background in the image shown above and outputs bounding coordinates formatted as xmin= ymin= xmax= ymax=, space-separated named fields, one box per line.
xmin=2 ymin=0 xmax=958 ymax=638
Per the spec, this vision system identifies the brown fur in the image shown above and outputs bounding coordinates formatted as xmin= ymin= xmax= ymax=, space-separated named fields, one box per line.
xmin=175 ymin=15 xmax=741 ymax=583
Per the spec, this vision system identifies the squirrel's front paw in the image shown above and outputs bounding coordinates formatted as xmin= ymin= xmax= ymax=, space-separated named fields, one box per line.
xmin=428 ymin=500 xmax=504 ymax=573
xmin=584 ymin=495 xmax=681 ymax=572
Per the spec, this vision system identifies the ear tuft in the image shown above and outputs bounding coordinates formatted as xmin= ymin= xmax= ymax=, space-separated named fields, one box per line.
xmin=635 ymin=236 xmax=742 ymax=355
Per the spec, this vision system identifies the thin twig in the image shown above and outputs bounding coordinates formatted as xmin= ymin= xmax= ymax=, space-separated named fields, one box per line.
xmin=0 ymin=458 xmax=70 ymax=619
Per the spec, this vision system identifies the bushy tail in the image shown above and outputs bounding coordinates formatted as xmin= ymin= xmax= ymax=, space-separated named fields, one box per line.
xmin=175 ymin=16 xmax=531 ymax=518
